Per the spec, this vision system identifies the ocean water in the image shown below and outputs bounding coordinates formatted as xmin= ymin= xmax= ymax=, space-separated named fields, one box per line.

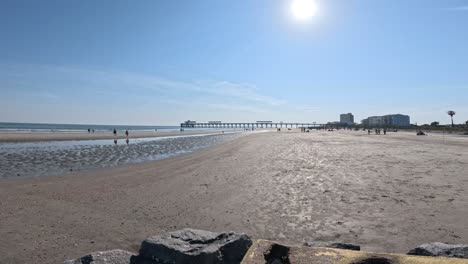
xmin=0 ymin=132 xmax=242 ymax=179
xmin=0 ymin=122 xmax=180 ymax=133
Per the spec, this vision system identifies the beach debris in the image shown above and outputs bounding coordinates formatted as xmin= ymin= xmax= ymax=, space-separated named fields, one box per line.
xmin=304 ymin=241 xmax=361 ymax=251
xmin=408 ymin=242 xmax=468 ymax=258
xmin=135 ymin=228 xmax=252 ymax=264
xmin=63 ymin=249 xmax=134 ymax=264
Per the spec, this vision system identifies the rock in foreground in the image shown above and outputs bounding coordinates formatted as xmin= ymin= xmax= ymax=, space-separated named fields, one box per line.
xmin=136 ymin=228 xmax=252 ymax=264
xmin=408 ymin=242 xmax=468 ymax=259
xmin=64 ymin=249 xmax=134 ymax=264
xmin=304 ymin=241 xmax=360 ymax=251
xmin=244 ymin=240 xmax=468 ymax=264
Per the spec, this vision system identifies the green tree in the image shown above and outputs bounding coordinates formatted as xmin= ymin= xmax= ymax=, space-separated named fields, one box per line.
xmin=430 ymin=121 xmax=439 ymax=127
xmin=447 ymin=111 xmax=456 ymax=127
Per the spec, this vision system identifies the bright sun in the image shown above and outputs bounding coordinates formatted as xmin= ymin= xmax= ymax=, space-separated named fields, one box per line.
xmin=291 ymin=0 xmax=318 ymax=21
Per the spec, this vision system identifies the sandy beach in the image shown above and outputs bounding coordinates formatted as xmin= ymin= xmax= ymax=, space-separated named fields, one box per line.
xmin=0 ymin=130 xmax=238 ymax=143
xmin=1 ymin=130 xmax=468 ymax=263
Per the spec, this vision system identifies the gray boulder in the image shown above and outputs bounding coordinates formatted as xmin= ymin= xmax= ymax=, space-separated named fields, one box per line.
xmin=135 ymin=228 xmax=253 ymax=264
xmin=408 ymin=242 xmax=468 ymax=259
xmin=64 ymin=249 xmax=135 ymax=264
xmin=304 ymin=241 xmax=360 ymax=251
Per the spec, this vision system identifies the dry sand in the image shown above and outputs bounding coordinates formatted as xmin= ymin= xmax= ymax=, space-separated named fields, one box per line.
xmin=0 ymin=130 xmax=237 ymax=143
xmin=1 ymin=130 xmax=468 ymax=263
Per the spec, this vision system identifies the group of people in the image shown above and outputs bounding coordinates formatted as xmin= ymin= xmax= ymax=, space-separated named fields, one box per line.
xmin=87 ymin=128 xmax=95 ymax=133
xmin=368 ymin=128 xmax=387 ymax=135
xmin=113 ymin=129 xmax=130 ymax=145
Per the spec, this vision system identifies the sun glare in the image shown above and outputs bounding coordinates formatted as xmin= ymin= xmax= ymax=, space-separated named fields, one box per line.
xmin=291 ymin=0 xmax=318 ymax=21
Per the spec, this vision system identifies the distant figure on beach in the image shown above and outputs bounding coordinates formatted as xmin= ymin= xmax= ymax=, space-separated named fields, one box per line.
xmin=417 ymin=130 xmax=426 ymax=136
xmin=384 ymin=129 xmax=387 ymax=135
xmin=92 ymin=129 xmax=95 ymax=133
xmin=368 ymin=129 xmax=371 ymax=135
xmin=114 ymin=139 xmax=117 ymax=144
xmin=113 ymin=129 xmax=117 ymax=136
xmin=155 ymin=129 xmax=157 ymax=132
xmin=88 ymin=128 xmax=90 ymax=133
xmin=125 ymin=130 xmax=129 ymax=137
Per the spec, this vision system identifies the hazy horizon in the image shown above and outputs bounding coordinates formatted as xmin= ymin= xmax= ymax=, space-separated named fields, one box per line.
xmin=1 ymin=0 xmax=467 ymax=126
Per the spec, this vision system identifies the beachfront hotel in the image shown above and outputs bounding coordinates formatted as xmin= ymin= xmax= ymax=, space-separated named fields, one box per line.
xmin=361 ymin=114 xmax=411 ymax=127
xmin=340 ymin=113 xmax=355 ymax=125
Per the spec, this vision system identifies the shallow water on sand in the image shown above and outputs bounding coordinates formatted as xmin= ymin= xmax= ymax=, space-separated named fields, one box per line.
xmin=0 ymin=132 xmax=240 ymax=179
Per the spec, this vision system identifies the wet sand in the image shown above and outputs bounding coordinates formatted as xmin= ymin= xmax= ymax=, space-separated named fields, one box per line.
xmin=0 ymin=130 xmax=238 ymax=143
xmin=1 ymin=130 xmax=468 ymax=263
xmin=0 ymin=132 xmax=242 ymax=179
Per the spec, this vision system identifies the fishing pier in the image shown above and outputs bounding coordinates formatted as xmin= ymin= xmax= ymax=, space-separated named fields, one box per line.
xmin=180 ymin=121 xmax=327 ymax=129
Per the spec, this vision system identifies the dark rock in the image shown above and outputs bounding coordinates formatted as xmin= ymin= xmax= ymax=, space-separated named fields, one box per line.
xmin=351 ymin=256 xmax=394 ymax=264
xmin=264 ymin=244 xmax=290 ymax=264
xmin=64 ymin=249 xmax=134 ymax=264
xmin=408 ymin=242 xmax=468 ymax=259
xmin=304 ymin=241 xmax=360 ymax=251
xmin=136 ymin=228 xmax=253 ymax=264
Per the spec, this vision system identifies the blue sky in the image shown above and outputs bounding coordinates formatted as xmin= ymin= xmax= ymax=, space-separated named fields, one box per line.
xmin=1 ymin=0 xmax=467 ymax=125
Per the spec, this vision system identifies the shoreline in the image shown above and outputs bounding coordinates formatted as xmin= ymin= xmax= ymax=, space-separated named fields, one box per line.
xmin=0 ymin=129 xmax=242 ymax=143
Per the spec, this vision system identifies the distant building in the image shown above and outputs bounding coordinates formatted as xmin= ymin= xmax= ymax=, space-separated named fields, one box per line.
xmin=361 ymin=114 xmax=410 ymax=127
xmin=388 ymin=114 xmax=410 ymax=126
xmin=340 ymin=113 xmax=354 ymax=125
xmin=368 ymin=116 xmax=385 ymax=126
xmin=361 ymin=118 xmax=369 ymax=126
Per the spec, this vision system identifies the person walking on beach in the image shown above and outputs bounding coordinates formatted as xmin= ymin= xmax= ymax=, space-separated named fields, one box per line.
xmin=113 ymin=128 xmax=117 ymax=136
xmin=125 ymin=129 xmax=129 ymax=137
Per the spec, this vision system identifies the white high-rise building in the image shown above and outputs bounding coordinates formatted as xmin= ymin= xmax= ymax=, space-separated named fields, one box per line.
xmin=361 ymin=114 xmax=410 ymax=127
xmin=340 ymin=113 xmax=354 ymax=125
